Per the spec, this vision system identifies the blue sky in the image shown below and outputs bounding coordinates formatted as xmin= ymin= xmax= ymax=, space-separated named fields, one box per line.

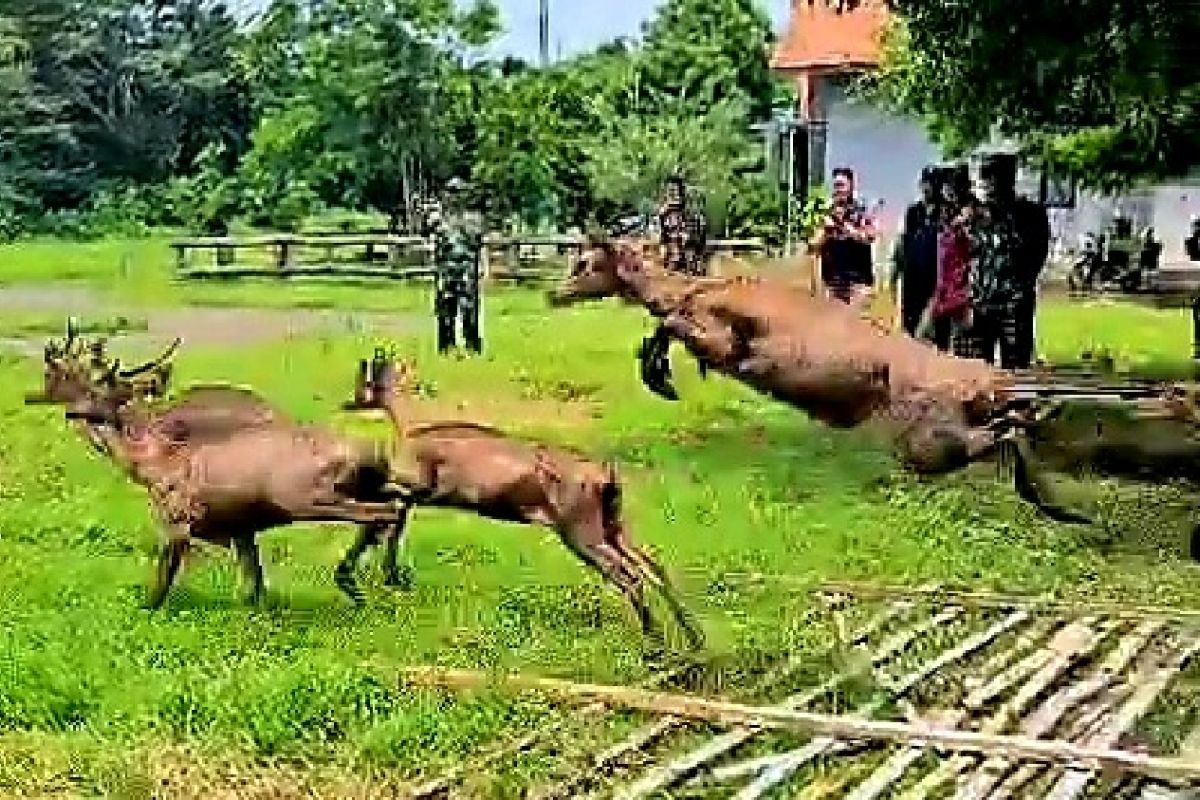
xmin=237 ymin=1 xmax=793 ymax=58
xmin=487 ymin=0 xmax=792 ymax=59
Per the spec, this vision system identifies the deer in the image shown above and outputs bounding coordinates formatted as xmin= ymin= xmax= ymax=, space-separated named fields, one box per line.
xmin=360 ymin=355 xmax=706 ymax=650
xmin=547 ymin=238 xmax=1200 ymax=538
xmin=64 ymin=362 xmax=413 ymax=608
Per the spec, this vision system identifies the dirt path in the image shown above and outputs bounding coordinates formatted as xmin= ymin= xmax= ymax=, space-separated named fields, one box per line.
xmin=0 ymin=283 xmax=425 ymax=357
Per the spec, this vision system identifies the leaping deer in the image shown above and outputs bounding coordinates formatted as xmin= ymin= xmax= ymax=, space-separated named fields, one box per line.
xmin=359 ymin=355 xmax=705 ymax=649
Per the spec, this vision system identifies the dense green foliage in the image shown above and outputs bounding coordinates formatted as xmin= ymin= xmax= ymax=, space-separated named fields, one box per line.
xmin=873 ymin=0 xmax=1200 ymax=191
xmin=0 ymin=0 xmax=798 ymax=241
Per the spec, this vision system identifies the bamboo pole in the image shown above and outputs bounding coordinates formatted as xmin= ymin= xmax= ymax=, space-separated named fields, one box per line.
xmin=897 ymin=617 xmax=1113 ymax=800
xmin=734 ymin=610 xmax=1033 ymax=800
xmin=842 ymin=618 xmax=1057 ymax=800
xmin=613 ymin=606 xmax=961 ymax=798
xmin=988 ymin=684 xmax=1129 ymax=799
xmin=405 ymin=663 xmax=692 ymax=799
xmin=531 ymin=603 xmax=913 ymax=800
xmin=818 ymin=581 xmax=1200 ymax=623
xmin=1043 ymin=634 xmax=1200 ymax=800
xmin=398 ymin=667 xmax=1200 ymax=783
xmin=955 ymin=620 xmax=1163 ymax=798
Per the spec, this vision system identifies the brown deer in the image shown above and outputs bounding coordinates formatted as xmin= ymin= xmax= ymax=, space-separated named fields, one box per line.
xmin=548 ymin=239 xmax=1007 ymax=467
xmin=546 ymin=239 xmax=1200 ymax=532
xmin=367 ymin=357 xmax=705 ymax=649
xmin=64 ymin=363 xmax=412 ymax=608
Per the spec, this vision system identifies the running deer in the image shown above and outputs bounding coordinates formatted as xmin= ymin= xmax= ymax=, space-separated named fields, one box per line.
xmin=65 ymin=364 xmax=410 ymax=607
xmin=368 ymin=357 xmax=705 ymax=649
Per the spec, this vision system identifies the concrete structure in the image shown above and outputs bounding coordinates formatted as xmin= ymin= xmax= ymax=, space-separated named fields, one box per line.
xmin=770 ymin=0 xmax=1199 ymax=263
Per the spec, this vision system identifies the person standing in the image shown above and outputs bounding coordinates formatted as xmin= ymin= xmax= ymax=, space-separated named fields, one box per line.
xmin=1186 ymin=216 xmax=1200 ymax=261
xmin=891 ymin=165 xmax=943 ymax=336
xmin=657 ymin=173 xmax=709 ymax=276
xmin=431 ymin=178 xmax=483 ymax=355
xmin=921 ymin=163 xmax=976 ymax=353
xmin=816 ymin=166 xmax=877 ymax=305
xmin=961 ymin=152 xmax=1049 ymax=369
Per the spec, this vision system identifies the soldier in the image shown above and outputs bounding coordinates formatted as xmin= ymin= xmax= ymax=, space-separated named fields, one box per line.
xmin=657 ymin=173 xmax=709 ymax=276
xmin=431 ymin=178 xmax=483 ymax=355
xmin=961 ymin=152 xmax=1050 ymax=369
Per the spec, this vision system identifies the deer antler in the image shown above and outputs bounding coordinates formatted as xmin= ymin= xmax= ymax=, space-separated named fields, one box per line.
xmin=64 ymin=317 xmax=81 ymax=357
xmin=119 ymin=338 xmax=181 ymax=378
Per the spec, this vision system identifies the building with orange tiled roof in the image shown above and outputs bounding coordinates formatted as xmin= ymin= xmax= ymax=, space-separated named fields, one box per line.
xmin=772 ymin=0 xmax=888 ymax=120
xmin=769 ymin=1 xmax=937 ymax=253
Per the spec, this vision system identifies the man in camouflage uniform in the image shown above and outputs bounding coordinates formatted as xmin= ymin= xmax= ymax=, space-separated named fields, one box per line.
xmin=431 ymin=178 xmax=483 ymax=355
xmin=657 ymin=174 xmax=709 ymax=276
xmin=960 ymin=152 xmax=1050 ymax=369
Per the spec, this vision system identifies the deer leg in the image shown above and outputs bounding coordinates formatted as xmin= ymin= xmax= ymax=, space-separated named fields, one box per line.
xmin=380 ymin=507 xmax=414 ymax=589
xmin=147 ymin=532 xmax=189 ymax=610
xmin=1003 ymin=435 xmax=1094 ymax=525
xmin=638 ymin=325 xmax=678 ymax=400
xmin=617 ymin=538 xmax=706 ymax=651
xmin=558 ymin=531 xmax=662 ymax=642
xmin=233 ymin=535 xmax=265 ymax=605
xmin=290 ymin=497 xmax=407 ymax=526
xmin=334 ymin=524 xmax=381 ymax=604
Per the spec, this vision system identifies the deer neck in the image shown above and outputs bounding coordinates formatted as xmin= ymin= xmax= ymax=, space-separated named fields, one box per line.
xmin=380 ymin=391 xmax=415 ymax=442
xmin=100 ymin=409 xmax=173 ymax=485
xmin=620 ymin=269 xmax=696 ymax=317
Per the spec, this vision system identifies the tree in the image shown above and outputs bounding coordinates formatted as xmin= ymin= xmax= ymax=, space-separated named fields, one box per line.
xmin=639 ymin=0 xmax=782 ymax=121
xmin=582 ymin=97 xmax=761 ymax=231
xmin=237 ymin=0 xmax=500 ymax=227
xmin=872 ymin=0 xmax=1200 ymax=190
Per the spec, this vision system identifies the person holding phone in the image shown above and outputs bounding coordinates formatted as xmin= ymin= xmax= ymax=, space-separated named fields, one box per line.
xmin=815 ymin=166 xmax=878 ymax=306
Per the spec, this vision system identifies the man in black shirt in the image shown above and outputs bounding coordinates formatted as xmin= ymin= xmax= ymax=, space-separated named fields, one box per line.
xmin=891 ymin=165 xmax=943 ymax=337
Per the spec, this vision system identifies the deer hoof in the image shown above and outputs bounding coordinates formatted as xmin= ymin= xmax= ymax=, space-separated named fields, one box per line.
xmin=647 ymin=379 xmax=680 ymax=401
xmin=144 ymin=592 xmax=168 ymax=611
xmin=334 ymin=567 xmax=366 ymax=605
xmin=384 ymin=565 xmax=416 ymax=591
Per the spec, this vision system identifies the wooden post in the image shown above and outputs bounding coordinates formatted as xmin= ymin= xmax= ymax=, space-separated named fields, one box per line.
xmin=277 ymin=236 xmax=295 ymax=272
xmin=174 ymin=244 xmax=186 ymax=273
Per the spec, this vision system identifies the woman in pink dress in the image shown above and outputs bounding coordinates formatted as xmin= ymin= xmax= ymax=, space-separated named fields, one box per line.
xmin=919 ymin=164 xmax=975 ymax=353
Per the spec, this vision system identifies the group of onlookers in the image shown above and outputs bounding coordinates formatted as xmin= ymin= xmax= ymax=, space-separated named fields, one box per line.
xmin=815 ymin=153 xmax=1051 ymax=371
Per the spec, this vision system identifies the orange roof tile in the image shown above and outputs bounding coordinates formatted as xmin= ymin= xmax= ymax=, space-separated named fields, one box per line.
xmin=771 ymin=0 xmax=889 ymax=73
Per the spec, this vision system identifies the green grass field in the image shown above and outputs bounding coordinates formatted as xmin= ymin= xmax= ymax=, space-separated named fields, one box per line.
xmin=0 ymin=237 xmax=1196 ymax=796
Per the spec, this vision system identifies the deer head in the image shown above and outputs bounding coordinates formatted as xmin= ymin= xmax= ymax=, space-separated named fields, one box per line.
xmin=548 ymin=238 xmax=646 ymax=307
